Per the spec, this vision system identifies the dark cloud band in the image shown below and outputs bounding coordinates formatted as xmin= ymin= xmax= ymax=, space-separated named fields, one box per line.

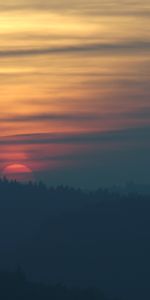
xmin=1 ymin=126 xmax=150 ymax=146
xmin=0 ymin=41 xmax=150 ymax=58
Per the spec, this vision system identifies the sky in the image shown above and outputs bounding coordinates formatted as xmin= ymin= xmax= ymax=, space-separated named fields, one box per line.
xmin=0 ymin=0 xmax=150 ymax=188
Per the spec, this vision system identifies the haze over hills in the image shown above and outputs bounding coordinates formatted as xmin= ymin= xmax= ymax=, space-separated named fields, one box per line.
xmin=0 ymin=178 xmax=150 ymax=300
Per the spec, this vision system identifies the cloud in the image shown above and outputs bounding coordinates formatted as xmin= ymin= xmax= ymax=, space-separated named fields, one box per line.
xmin=123 ymin=107 xmax=150 ymax=119
xmin=0 ymin=112 xmax=99 ymax=123
xmin=1 ymin=126 xmax=150 ymax=146
xmin=1 ymin=106 xmax=150 ymax=125
xmin=0 ymin=40 xmax=150 ymax=59
xmin=0 ymin=1 xmax=149 ymax=18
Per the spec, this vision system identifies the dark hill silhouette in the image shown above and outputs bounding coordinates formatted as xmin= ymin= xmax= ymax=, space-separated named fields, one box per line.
xmin=0 ymin=178 xmax=150 ymax=299
xmin=0 ymin=269 xmax=115 ymax=300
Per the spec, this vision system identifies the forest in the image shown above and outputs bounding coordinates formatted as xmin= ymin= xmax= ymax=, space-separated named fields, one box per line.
xmin=0 ymin=268 xmax=117 ymax=300
xmin=0 ymin=178 xmax=150 ymax=299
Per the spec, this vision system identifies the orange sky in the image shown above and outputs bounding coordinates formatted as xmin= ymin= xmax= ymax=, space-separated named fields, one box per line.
xmin=0 ymin=0 xmax=150 ymax=186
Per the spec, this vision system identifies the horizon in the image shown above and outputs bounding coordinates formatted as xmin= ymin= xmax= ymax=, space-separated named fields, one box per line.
xmin=1 ymin=176 xmax=150 ymax=195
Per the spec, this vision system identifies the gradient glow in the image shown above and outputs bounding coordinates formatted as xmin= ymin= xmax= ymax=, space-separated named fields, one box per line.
xmin=0 ymin=0 xmax=150 ymax=187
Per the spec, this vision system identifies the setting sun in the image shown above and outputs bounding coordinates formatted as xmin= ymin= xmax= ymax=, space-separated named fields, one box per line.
xmin=2 ymin=164 xmax=33 ymax=182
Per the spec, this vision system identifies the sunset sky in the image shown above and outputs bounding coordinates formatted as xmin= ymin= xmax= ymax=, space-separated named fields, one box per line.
xmin=0 ymin=0 xmax=150 ymax=187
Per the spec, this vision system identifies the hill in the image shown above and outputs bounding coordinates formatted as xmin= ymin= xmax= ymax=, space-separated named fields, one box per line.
xmin=0 ymin=178 xmax=150 ymax=299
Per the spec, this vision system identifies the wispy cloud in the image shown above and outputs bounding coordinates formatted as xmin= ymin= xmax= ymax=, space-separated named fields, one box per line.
xmin=1 ymin=106 xmax=150 ymax=124
xmin=0 ymin=112 xmax=99 ymax=123
xmin=0 ymin=0 xmax=149 ymax=17
xmin=1 ymin=126 xmax=150 ymax=146
xmin=0 ymin=40 xmax=150 ymax=59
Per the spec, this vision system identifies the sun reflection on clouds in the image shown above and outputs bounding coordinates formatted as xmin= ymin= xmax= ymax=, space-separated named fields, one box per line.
xmin=0 ymin=0 xmax=150 ymax=185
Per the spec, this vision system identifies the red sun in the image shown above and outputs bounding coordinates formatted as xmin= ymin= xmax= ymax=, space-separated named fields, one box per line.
xmin=2 ymin=164 xmax=33 ymax=182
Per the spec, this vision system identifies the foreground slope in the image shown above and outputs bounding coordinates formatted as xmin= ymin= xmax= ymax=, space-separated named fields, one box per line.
xmin=0 ymin=179 xmax=150 ymax=299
